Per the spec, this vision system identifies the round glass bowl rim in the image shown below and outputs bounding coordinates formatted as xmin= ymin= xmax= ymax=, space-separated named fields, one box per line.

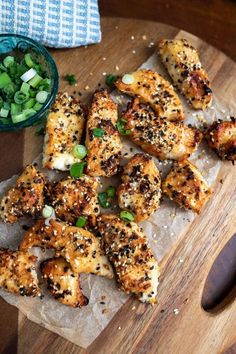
xmin=0 ymin=33 xmax=58 ymax=131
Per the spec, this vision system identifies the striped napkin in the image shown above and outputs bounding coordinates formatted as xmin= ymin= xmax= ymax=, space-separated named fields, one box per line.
xmin=0 ymin=0 xmax=101 ymax=47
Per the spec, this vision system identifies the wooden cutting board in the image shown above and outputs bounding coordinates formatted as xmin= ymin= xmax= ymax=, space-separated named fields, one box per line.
xmin=0 ymin=17 xmax=236 ymax=354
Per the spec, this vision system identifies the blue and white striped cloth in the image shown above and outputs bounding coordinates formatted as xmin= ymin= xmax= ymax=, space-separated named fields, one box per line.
xmin=0 ymin=0 xmax=101 ymax=47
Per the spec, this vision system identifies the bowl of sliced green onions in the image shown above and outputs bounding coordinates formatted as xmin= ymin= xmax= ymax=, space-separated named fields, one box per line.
xmin=0 ymin=34 xmax=58 ymax=131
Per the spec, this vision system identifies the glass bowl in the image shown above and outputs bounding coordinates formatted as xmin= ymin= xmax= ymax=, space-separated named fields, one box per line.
xmin=0 ymin=33 xmax=58 ymax=131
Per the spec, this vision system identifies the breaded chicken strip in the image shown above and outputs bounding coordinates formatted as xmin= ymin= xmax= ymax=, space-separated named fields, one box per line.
xmin=0 ymin=164 xmax=48 ymax=223
xmin=20 ymin=219 xmax=113 ymax=279
xmin=0 ymin=248 xmax=40 ymax=296
xmin=205 ymin=119 xmax=236 ymax=161
xmin=117 ymin=153 xmax=161 ymax=222
xmin=41 ymin=257 xmax=88 ymax=307
xmin=43 ymin=92 xmax=85 ymax=171
xmin=86 ymin=89 xmax=122 ymax=177
xmin=123 ymin=98 xmax=202 ymax=160
xmin=115 ymin=69 xmax=184 ymax=122
xmin=158 ymin=38 xmax=212 ymax=109
xmin=98 ymin=214 xmax=160 ymax=304
xmin=162 ymin=159 xmax=212 ymax=213
xmin=51 ymin=175 xmax=100 ymax=225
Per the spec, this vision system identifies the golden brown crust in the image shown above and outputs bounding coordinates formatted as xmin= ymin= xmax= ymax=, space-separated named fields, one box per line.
xmin=0 ymin=248 xmax=40 ymax=297
xmin=41 ymin=257 xmax=88 ymax=307
xmin=86 ymin=89 xmax=122 ymax=177
xmin=97 ymin=214 xmax=160 ymax=304
xmin=0 ymin=164 xmax=47 ymax=223
xmin=20 ymin=219 xmax=114 ymax=279
xmin=158 ymin=39 xmax=212 ymax=109
xmin=117 ymin=153 xmax=161 ymax=222
xmin=115 ymin=69 xmax=184 ymax=122
xmin=123 ymin=98 xmax=202 ymax=160
xmin=43 ymin=92 xmax=85 ymax=171
xmin=51 ymin=175 xmax=100 ymax=225
xmin=162 ymin=159 xmax=212 ymax=213
xmin=205 ymin=119 xmax=236 ymax=160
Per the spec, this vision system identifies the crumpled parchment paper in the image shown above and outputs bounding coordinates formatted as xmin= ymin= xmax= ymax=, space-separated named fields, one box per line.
xmin=0 ymin=51 xmax=234 ymax=348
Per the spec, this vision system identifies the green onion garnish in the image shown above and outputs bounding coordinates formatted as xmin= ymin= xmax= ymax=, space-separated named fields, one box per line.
xmin=28 ymin=73 xmax=42 ymax=88
xmin=24 ymin=53 xmax=34 ymax=68
xmin=42 ymin=205 xmax=54 ymax=219
xmin=106 ymin=186 xmax=116 ymax=198
xmin=105 ymin=74 xmax=117 ymax=87
xmin=98 ymin=192 xmax=111 ymax=208
xmin=0 ymin=72 xmax=12 ymax=89
xmin=64 ymin=74 xmax=77 ymax=85
xmin=14 ymin=90 xmax=29 ymax=104
xmin=20 ymin=68 xmax=37 ymax=82
xmin=116 ymin=119 xmax=131 ymax=135
xmin=120 ymin=210 xmax=135 ymax=222
xmin=93 ymin=127 xmax=105 ymax=137
xmin=3 ymin=56 xmax=14 ymax=68
xmin=0 ymin=108 xmax=9 ymax=118
xmin=72 ymin=144 xmax=87 ymax=159
xmin=70 ymin=162 xmax=86 ymax=178
xmin=36 ymin=90 xmax=48 ymax=103
xmin=76 ymin=216 xmax=87 ymax=228
xmin=20 ymin=82 xmax=30 ymax=94
xmin=33 ymin=102 xmax=43 ymax=111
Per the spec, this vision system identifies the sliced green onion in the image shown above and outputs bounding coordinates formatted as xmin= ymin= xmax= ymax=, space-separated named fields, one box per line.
xmin=76 ymin=216 xmax=87 ymax=228
xmin=3 ymin=83 xmax=15 ymax=98
xmin=20 ymin=68 xmax=37 ymax=82
xmin=23 ymin=108 xmax=36 ymax=118
xmin=116 ymin=118 xmax=131 ymax=135
xmin=29 ymin=89 xmax=36 ymax=98
xmin=3 ymin=56 xmax=14 ymax=68
xmin=64 ymin=74 xmax=77 ymax=85
xmin=93 ymin=127 xmax=105 ymax=137
xmin=11 ymin=112 xmax=27 ymax=123
xmin=10 ymin=103 xmax=21 ymax=116
xmin=120 ymin=210 xmax=134 ymax=222
xmin=42 ymin=205 xmax=54 ymax=219
xmin=23 ymin=98 xmax=36 ymax=109
xmin=106 ymin=186 xmax=116 ymax=198
xmin=105 ymin=74 xmax=117 ymax=87
xmin=0 ymin=72 xmax=12 ymax=89
xmin=28 ymin=74 xmax=42 ymax=88
xmin=24 ymin=53 xmax=34 ymax=68
xmin=39 ymin=78 xmax=51 ymax=90
xmin=20 ymin=82 xmax=30 ymax=94
xmin=98 ymin=192 xmax=111 ymax=208
xmin=33 ymin=102 xmax=43 ymax=111
xmin=0 ymin=63 xmax=7 ymax=72
xmin=0 ymin=118 xmax=9 ymax=124
xmin=36 ymin=90 xmax=48 ymax=103
xmin=14 ymin=91 xmax=29 ymax=104
xmin=70 ymin=162 xmax=86 ymax=178
xmin=3 ymin=102 xmax=9 ymax=109
xmin=72 ymin=144 xmax=87 ymax=159
xmin=0 ymin=108 xmax=9 ymax=118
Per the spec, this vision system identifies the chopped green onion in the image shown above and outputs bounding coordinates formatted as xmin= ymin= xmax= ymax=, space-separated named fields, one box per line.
xmin=3 ymin=102 xmax=9 ymax=109
xmin=0 ymin=118 xmax=9 ymax=124
xmin=64 ymin=74 xmax=77 ymax=85
xmin=23 ymin=98 xmax=35 ymax=109
xmin=93 ymin=127 xmax=105 ymax=137
xmin=0 ymin=63 xmax=7 ymax=72
xmin=72 ymin=144 xmax=87 ymax=159
xmin=20 ymin=68 xmax=37 ymax=82
xmin=105 ymin=74 xmax=117 ymax=87
xmin=98 ymin=192 xmax=111 ymax=208
xmin=36 ymin=90 xmax=48 ymax=103
xmin=11 ymin=112 xmax=27 ymax=123
xmin=106 ymin=186 xmax=116 ymax=198
xmin=70 ymin=162 xmax=86 ymax=178
xmin=20 ymin=82 xmax=30 ymax=94
xmin=10 ymin=103 xmax=21 ymax=116
xmin=29 ymin=89 xmax=37 ymax=98
xmin=3 ymin=56 xmax=14 ymax=68
xmin=28 ymin=73 xmax=42 ymax=88
xmin=42 ymin=205 xmax=54 ymax=219
xmin=33 ymin=102 xmax=43 ymax=111
xmin=0 ymin=72 xmax=12 ymax=89
xmin=39 ymin=78 xmax=51 ymax=90
xmin=24 ymin=53 xmax=34 ymax=68
xmin=76 ymin=216 xmax=87 ymax=228
xmin=3 ymin=83 xmax=15 ymax=98
xmin=120 ymin=210 xmax=135 ymax=222
xmin=116 ymin=118 xmax=131 ymax=135
xmin=14 ymin=91 xmax=29 ymax=104
xmin=23 ymin=108 xmax=36 ymax=118
xmin=0 ymin=108 xmax=9 ymax=118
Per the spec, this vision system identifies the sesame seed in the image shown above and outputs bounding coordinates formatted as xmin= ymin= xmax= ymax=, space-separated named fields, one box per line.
xmin=174 ymin=308 xmax=179 ymax=315
xmin=102 ymin=72 xmax=107 ymax=76
xmin=102 ymin=57 xmax=106 ymax=61
xmin=132 ymin=50 xmax=136 ymax=54
xmin=115 ymin=65 xmax=119 ymax=71
xmin=142 ymin=35 xmax=147 ymax=40
xmin=131 ymin=36 xmax=135 ymax=40
xmin=118 ymin=326 xmax=121 ymax=330
xmin=179 ymin=258 xmax=184 ymax=263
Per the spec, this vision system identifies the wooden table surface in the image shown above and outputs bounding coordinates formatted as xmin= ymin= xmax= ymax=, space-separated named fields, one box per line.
xmin=0 ymin=17 xmax=236 ymax=354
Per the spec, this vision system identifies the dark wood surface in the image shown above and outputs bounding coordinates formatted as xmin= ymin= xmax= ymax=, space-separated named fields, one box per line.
xmin=99 ymin=0 xmax=236 ymax=61
xmin=0 ymin=17 xmax=235 ymax=354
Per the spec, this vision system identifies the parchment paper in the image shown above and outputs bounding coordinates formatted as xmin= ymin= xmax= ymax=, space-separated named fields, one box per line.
xmin=0 ymin=52 xmax=235 ymax=348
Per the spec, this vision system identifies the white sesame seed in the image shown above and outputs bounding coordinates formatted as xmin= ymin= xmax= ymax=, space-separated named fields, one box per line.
xmin=132 ymin=50 xmax=136 ymax=54
xmin=142 ymin=35 xmax=147 ymax=40
xmin=102 ymin=72 xmax=107 ymax=76
xmin=118 ymin=326 xmax=121 ymax=330
xmin=102 ymin=57 xmax=106 ymax=61
xmin=179 ymin=258 xmax=184 ymax=263
xmin=131 ymin=36 xmax=135 ymax=40
xmin=174 ymin=308 xmax=179 ymax=315
xmin=115 ymin=65 xmax=119 ymax=71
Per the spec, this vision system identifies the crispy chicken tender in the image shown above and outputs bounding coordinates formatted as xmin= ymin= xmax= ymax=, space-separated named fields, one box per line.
xmin=98 ymin=214 xmax=160 ymax=304
xmin=86 ymin=89 xmax=122 ymax=177
xmin=162 ymin=159 xmax=212 ymax=213
xmin=123 ymin=98 xmax=202 ymax=160
xmin=51 ymin=175 xmax=100 ymax=225
xmin=158 ymin=38 xmax=212 ymax=109
xmin=41 ymin=257 xmax=88 ymax=307
xmin=0 ymin=248 xmax=40 ymax=296
xmin=0 ymin=164 xmax=48 ymax=223
xmin=43 ymin=92 xmax=85 ymax=171
xmin=115 ymin=69 xmax=184 ymax=122
xmin=205 ymin=119 xmax=236 ymax=161
xmin=20 ymin=219 xmax=114 ymax=279
xmin=117 ymin=153 xmax=161 ymax=222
